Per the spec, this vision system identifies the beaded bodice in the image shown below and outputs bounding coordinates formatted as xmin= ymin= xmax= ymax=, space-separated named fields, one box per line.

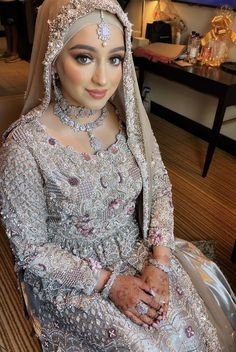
xmin=37 ymin=119 xmax=144 ymax=267
xmin=6 ymin=118 xmax=144 ymax=269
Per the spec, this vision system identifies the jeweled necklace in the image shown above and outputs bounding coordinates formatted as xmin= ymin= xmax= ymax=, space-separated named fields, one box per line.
xmin=53 ymin=79 xmax=97 ymax=118
xmin=54 ymin=102 xmax=108 ymax=152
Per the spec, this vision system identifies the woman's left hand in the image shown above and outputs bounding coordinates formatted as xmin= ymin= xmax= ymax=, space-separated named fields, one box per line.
xmin=140 ymin=265 xmax=169 ymax=324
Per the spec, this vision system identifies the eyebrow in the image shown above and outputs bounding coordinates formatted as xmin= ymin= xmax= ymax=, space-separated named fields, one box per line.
xmin=69 ymin=44 xmax=125 ymax=53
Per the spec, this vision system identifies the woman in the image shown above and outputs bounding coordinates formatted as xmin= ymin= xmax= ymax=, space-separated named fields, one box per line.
xmin=0 ymin=0 xmax=235 ymax=351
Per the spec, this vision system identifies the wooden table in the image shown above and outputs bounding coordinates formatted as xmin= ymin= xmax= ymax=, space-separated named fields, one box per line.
xmin=133 ymin=57 xmax=236 ymax=177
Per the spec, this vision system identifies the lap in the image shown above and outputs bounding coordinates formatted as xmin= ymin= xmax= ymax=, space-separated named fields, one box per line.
xmin=37 ymin=257 xmax=220 ymax=351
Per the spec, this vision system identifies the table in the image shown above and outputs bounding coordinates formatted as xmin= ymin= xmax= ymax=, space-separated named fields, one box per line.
xmin=133 ymin=57 xmax=236 ymax=177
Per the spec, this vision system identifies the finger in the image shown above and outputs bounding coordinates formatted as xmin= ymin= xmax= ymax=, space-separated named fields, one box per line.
xmin=156 ymin=306 xmax=164 ymax=321
xmin=139 ymin=289 xmax=161 ymax=309
xmin=162 ymin=301 xmax=169 ymax=319
xmin=147 ymin=307 xmax=159 ymax=319
xmin=139 ymin=279 xmax=152 ymax=293
xmin=139 ymin=314 xmax=154 ymax=326
xmin=125 ymin=310 xmax=144 ymax=326
xmin=144 ymin=295 xmax=161 ymax=310
xmin=132 ymin=308 xmax=154 ymax=326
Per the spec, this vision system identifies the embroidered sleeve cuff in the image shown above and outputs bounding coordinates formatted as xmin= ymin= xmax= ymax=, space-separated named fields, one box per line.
xmin=148 ymin=228 xmax=175 ymax=250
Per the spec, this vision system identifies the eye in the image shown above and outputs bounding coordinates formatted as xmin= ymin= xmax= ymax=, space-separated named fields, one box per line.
xmin=109 ymin=56 xmax=124 ymax=66
xmin=74 ymin=54 xmax=93 ymax=65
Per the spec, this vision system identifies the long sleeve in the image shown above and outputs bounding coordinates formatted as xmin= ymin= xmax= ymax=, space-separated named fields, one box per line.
xmin=148 ymin=140 xmax=175 ymax=250
xmin=0 ymin=138 xmax=101 ymax=296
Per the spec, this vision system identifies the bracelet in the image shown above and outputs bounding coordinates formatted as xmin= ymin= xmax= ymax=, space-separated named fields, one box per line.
xmin=148 ymin=258 xmax=171 ymax=274
xmin=101 ymin=264 xmax=121 ymax=299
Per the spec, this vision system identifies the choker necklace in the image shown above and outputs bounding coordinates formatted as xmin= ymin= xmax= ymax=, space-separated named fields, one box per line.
xmin=54 ymin=102 xmax=108 ymax=152
xmin=53 ymin=75 xmax=97 ymax=118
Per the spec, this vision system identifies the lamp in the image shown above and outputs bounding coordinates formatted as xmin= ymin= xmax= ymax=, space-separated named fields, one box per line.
xmin=141 ymin=0 xmax=158 ymax=37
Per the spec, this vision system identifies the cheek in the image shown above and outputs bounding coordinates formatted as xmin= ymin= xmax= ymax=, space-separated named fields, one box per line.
xmin=61 ymin=60 xmax=86 ymax=85
xmin=110 ymin=67 xmax=122 ymax=87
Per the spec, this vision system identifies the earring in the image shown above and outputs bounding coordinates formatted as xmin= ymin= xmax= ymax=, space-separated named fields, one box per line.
xmin=51 ymin=68 xmax=60 ymax=101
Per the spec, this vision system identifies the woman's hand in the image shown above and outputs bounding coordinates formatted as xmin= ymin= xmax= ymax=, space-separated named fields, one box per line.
xmin=109 ymin=275 xmax=160 ymax=326
xmin=141 ymin=265 xmax=169 ymax=324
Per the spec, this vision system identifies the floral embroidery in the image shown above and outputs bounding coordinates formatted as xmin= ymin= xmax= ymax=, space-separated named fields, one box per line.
xmin=107 ymin=327 xmax=117 ymax=339
xmin=88 ymin=258 xmax=102 ymax=270
xmin=111 ymin=146 xmax=118 ymax=154
xmin=81 ymin=225 xmax=94 ymax=237
xmin=149 ymin=228 xmax=163 ymax=246
xmin=48 ymin=137 xmax=56 ymax=145
xmin=68 ymin=177 xmax=79 ymax=186
xmin=127 ymin=202 xmax=135 ymax=215
xmin=185 ymin=326 xmax=195 ymax=338
xmin=75 ymin=214 xmax=94 ymax=237
xmin=108 ymin=199 xmax=122 ymax=210
xmin=82 ymin=153 xmax=91 ymax=161
xmin=176 ymin=285 xmax=184 ymax=296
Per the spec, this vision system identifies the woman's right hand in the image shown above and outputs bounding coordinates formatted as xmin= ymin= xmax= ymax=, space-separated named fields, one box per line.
xmin=109 ymin=275 xmax=160 ymax=326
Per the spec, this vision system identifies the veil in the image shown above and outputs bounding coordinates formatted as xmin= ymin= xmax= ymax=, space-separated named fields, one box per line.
xmin=15 ymin=0 xmax=156 ymax=233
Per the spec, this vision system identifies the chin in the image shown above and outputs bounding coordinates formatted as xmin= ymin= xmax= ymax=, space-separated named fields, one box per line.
xmin=85 ymin=98 xmax=111 ymax=110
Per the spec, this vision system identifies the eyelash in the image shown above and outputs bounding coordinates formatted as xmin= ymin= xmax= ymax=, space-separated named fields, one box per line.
xmin=74 ymin=54 xmax=124 ymax=66
xmin=109 ymin=56 xmax=124 ymax=66
xmin=75 ymin=54 xmax=93 ymax=65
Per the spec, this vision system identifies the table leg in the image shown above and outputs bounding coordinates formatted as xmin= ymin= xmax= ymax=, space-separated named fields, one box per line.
xmin=202 ymin=96 xmax=226 ymax=177
xmin=137 ymin=67 xmax=145 ymax=92
xmin=231 ymin=240 xmax=236 ymax=264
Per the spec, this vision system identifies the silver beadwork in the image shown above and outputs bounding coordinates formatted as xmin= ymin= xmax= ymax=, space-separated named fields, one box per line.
xmin=101 ymin=264 xmax=122 ymax=299
xmin=148 ymin=258 xmax=171 ymax=274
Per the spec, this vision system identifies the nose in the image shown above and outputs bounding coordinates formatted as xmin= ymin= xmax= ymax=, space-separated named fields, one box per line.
xmin=92 ymin=61 xmax=107 ymax=87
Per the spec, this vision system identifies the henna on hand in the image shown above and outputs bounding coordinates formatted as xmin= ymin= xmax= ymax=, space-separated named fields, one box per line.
xmin=141 ymin=265 xmax=169 ymax=325
xmin=109 ymin=275 xmax=159 ymax=326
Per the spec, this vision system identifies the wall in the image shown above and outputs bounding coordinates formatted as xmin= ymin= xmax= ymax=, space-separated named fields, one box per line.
xmin=127 ymin=0 xmax=236 ymax=141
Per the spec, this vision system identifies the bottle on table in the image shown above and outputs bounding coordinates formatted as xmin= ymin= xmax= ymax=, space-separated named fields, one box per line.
xmin=185 ymin=31 xmax=196 ymax=61
xmin=188 ymin=32 xmax=201 ymax=64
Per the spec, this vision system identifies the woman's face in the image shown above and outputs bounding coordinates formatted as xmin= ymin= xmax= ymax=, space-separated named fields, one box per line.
xmin=55 ymin=23 xmax=125 ymax=109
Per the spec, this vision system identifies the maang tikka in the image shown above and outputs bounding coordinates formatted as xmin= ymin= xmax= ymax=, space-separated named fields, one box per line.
xmin=97 ymin=10 xmax=111 ymax=47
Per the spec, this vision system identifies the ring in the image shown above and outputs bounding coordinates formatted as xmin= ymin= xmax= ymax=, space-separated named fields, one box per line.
xmin=135 ymin=302 xmax=149 ymax=315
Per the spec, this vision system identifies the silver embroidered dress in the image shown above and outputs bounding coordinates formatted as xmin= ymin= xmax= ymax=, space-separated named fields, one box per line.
xmin=0 ymin=1 xmax=235 ymax=351
xmin=0 ymin=117 xmax=230 ymax=352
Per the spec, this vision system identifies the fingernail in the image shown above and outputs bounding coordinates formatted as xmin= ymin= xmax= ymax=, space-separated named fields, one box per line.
xmin=142 ymin=324 xmax=149 ymax=328
xmin=149 ymin=289 xmax=156 ymax=297
xmin=152 ymin=322 xmax=159 ymax=329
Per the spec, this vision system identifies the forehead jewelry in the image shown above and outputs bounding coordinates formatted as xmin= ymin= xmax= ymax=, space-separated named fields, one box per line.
xmin=97 ymin=10 xmax=111 ymax=47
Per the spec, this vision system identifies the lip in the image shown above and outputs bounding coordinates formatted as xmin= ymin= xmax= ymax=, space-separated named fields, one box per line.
xmin=86 ymin=89 xmax=108 ymax=99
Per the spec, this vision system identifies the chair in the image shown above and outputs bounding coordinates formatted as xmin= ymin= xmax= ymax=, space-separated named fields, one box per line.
xmin=0 ymin=94 xmax=24 ymax=139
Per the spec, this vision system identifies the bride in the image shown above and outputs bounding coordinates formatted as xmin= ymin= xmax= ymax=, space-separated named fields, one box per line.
xmin=0 ymin=0 xmax=235 ymax=351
